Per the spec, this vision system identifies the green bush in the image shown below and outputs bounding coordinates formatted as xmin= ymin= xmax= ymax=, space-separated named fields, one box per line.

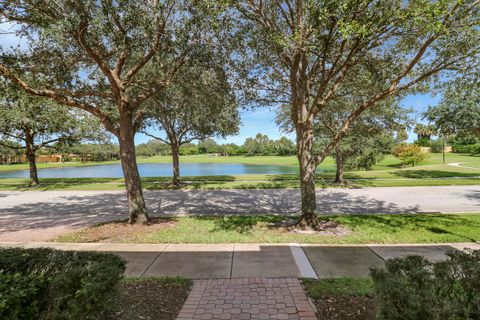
xmin=371 ymin=249 xmax=480 ymax=320
xmin=414 ymin=137 xmax=431 ymax=147
xmin=452 ymin=143 xmax=480 ymax=154
xmin=392 ymin=144 xmax=428 ymax=167
xmin=430 ymin=139 xmax=444 ymax=153
xmin=0 ymin=248 xmax=125 ymax=320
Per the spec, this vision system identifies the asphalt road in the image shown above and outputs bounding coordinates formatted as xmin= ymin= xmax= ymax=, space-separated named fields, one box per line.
xmin=1 ymin=186 xmax=479 ymax=241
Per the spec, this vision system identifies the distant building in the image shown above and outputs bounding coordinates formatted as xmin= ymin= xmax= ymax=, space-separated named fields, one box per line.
xmin=20 ymin=154 xmax=64 ymax=163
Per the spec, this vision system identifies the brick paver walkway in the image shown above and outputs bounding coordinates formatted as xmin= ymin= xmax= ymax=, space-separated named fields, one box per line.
xmin=176 ymin=278 xmax=316 ymax=320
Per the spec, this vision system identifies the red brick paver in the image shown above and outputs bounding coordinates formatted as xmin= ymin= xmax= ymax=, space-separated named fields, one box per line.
xmin=176 ymin=278 xmax=316 ymax=320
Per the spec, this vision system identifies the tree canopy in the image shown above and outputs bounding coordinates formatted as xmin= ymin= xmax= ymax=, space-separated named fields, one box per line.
xmin=0 ymin=0 xmax=226 ymax=223
xmin=232 ymin=0 xmax=480 ymax=228
xmin=141 ymin=59 xmax=240 ymax=184
xmin=0 ymin=83 xmax=104 ymax=185
xmin=425 ymin=78 xmax=480 ymax=137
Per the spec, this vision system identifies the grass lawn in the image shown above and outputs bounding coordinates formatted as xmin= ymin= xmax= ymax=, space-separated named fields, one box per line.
xmin=55 ymin=213 xmax=480 ymax=244
xmin=1 ymin=153 xmax=479 ymax=190
xmin=303 ymin=278 xmax=375 ymax=320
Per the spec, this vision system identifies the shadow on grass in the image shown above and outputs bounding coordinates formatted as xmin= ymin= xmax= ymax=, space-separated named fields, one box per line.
xmin=143 ymin=175 xmax=236 ymax=190
xmin=393 ymin=170 xmax=480 ymax=179
xmin=330 ymin=214 xmax=480 ymax=242
xmin=0 ymin=177 xmax=125 ymax=191
xmin=195 ymin=216 xmax=285 ymax=234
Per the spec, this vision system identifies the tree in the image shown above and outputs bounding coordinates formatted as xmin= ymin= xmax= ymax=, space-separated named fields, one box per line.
xmin=142 ymin=63 xmax=239 ymax=185
xmin=198 ymin=138 xmax=219 ymax=154
xmin=243 ymin=133 xmax=275 ymax=156
xmin=136 ymin=140 xmax=170 ymax=157
xmin=233 ymin=0 xmax=480 ymax=228
xmin=333 ymin=131 xmax=395 ymax=183
xmin=0 ymin=85 xmax=102 ymax=186
xmin=274 ymin=136 xmax=296 ymax=156
xmin=0 ymin=1 xmax=218 ymax=224
xmin=414 ymin=123 xmax=437 ymax=146
xmin=64 ymin=143 xmax=120 ymax=162
xmin=278 ymin=97 xmax=409 ymax=183
xmin=0 ymin=141 xmax=22 ymax=164
xmin=425 ymin=78 xmax=480 ymax=138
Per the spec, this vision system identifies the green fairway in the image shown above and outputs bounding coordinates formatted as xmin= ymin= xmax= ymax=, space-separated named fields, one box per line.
xmin=56 ymin=213 xmax=480 ymax=244
xmin=1 ymin=153 xmax=479 ymax=190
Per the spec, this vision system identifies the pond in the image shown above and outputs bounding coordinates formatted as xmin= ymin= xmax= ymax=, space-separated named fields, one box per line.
xmin=0 ymin=163 xmax=300 ymax=179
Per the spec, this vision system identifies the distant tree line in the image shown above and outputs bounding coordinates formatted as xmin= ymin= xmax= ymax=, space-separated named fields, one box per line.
xmin=136 ymin=134 xmax=296 ymax=158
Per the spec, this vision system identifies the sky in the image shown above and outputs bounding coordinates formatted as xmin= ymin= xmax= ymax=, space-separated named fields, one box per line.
xmin=134 ymin=93 xmax=440 ymax=145
xmin=0 ymin=22 xmax=441 ymax=146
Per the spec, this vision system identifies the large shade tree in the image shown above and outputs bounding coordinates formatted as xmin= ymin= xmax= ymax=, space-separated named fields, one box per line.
xmin=0 ymin=84 xmax=103 ymax=186
xmin=142 ymin=63 xmax=239 ymax=185
xmin=425 ymin=77 xmax=480 ymax=138
xmin=0 ymin=1 xmax=218 ymax=223
xmin=232 ymin=0 xmax=480 ymax=228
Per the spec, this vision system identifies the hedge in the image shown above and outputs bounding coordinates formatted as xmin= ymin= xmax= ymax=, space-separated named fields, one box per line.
xmin=0 ymin=247 xmax=125 ymax=320
xmin=371 ymin=249 xmax=480 ymax=320
xmin=452 ymin=144 xmax=480 ymax=154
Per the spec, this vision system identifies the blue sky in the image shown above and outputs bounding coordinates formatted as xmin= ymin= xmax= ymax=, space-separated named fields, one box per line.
xmin=1 ymin=22 xmax=441 ymax=146
xmin=135 ymin=92 xmax=440 ymax=145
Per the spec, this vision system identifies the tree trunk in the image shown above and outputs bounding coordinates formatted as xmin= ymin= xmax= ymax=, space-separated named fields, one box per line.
xmin=334 ymin=145 xmax=344 ymax=184
xmin=118 ymin=110 xmax=148 ymax=224
xmin=25 ymin=129 xmax=39 ymax=187
xmin=171 ymin=142 xmax=181 ymax=186
xmin=296 ymin=123 xmax=318 ymax=229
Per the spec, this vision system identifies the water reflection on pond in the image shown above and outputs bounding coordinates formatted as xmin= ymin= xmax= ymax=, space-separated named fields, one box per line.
xmin=0 ymin=163 xmax=300 ymax=179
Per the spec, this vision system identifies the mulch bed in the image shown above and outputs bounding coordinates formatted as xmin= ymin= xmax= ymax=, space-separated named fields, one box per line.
xmin=313 ymin=295 xmax=376 ymax=320
xmin=107 ymin=278 xmax=191 ymax=320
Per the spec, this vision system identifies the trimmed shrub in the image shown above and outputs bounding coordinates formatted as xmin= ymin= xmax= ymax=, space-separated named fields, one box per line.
xmin=430 ymin=139 xmax=444 ymax=153
xmin=452 ymin=143 xmax=480 ymax=154
xmin=0 ymin=247 xmax=125 ymax=320
xmin=371 ymin=249 xmax=480 ymax=320
xmin=392 ymin=144 xmax=428 ymax=167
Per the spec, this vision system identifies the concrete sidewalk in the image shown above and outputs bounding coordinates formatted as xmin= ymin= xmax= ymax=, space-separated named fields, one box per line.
xmin=2 ymin=242 xmax=479 ymax=279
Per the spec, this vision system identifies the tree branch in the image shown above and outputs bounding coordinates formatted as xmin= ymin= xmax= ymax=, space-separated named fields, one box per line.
xmin=0 ymin=64 xmax=119 ymax=135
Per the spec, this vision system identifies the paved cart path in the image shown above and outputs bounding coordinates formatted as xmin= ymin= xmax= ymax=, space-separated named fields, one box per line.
xmin=1 ymin=186 xmax=479 ymax=241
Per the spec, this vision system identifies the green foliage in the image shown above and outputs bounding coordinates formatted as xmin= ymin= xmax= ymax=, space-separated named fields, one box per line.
xmin=341 ymin=133 xmax=395 ymax=171
xmin=198 ymin=138 xmax=220 ymax=154
xmin=142 ymin=54 xmax=240 ymax=154
xmin=425 ymin=79 xmax=480 ymax=137
xmin=62 ymin=144 xmax=120 ymax=162
xmin=450 ymin=134 xmax=478 ymax=146
xmin=452 ymin=144 xmax=480 ymax=155
xmin=430 ymin=139 xmax=445 ymax=153
xmin=414 ymin=124 xmax=437 ymax=141
xmin=179 ymin=143 xmax=199 ymax=156
xmin=243 ymin=134 xmax=295 ymax=156
xmin=414 ymin=137 xmax=431 ymax=147
xmin=371 ymin=249 xmax=480 ymax=320
xmin=392 ymin=144 xmax=428 ymax=167
xmin=274 ymin=137 xmax=296 ymax=156
xmin=219 ymin=143 xmax=245 ymax=156
xmin=0 ymin=142 xmax=22 ymax=164
xmin=0 ymin=84 xmax=105 ymax=154
xmin=136 ymin=140 xmax=170 ymax=157
xmin=0 ymin=248 xmax=125 ymax=320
